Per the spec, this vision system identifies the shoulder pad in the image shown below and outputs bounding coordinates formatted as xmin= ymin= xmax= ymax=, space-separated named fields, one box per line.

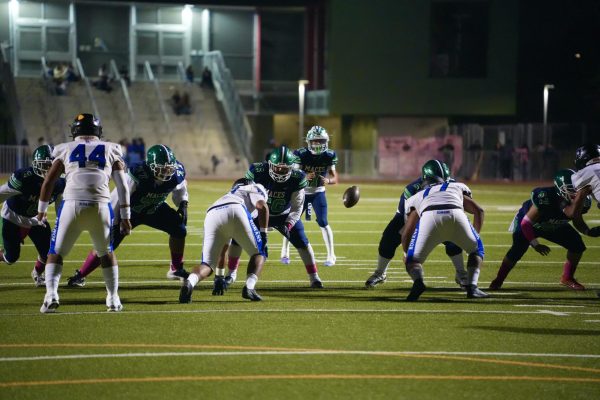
xmin=296 ymin=148 xmax=308 ymax=155
xmin=175 ymin=161 xmax=186 ymax=181
xmin=531 ymin=187 xmax=552 ymax=208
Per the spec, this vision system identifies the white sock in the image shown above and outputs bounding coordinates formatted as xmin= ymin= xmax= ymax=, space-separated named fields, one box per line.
xmin=227 ymin=270 xmax=237 ymax=282
xmin=102 ymin=265 xmax=119 ymax=297
xmin=246 ymin=273 xmax=258 ymax=290
xmin=298 ymin=244 xmax=316 ymax=265
xmin=44 ymin=263 xmax=62 ymax=300
xmin=407 ymin=265 xmax=424 ymax=282
xmin=281 ymin=238 xmax=290 ymax=258
xmin=467 ymin=266 xmax=481 ymax=286
xmin=320 ymin=225 xmax=335 ymax=260
xmin=188 ymin=273 xmax=200 ymax=287
xmin=450 ymin=254 xmax=466 ymax=275
xmin=376 ymin=256 xmax=391 ymax=275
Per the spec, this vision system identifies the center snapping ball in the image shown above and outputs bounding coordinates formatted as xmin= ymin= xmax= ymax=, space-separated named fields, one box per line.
xmin=343 ymin=185 xmax=360 ymax=208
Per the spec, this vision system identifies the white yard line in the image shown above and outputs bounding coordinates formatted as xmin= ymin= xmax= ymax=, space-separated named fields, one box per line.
xmin=1 ymin=349 xmax=600 ymax=363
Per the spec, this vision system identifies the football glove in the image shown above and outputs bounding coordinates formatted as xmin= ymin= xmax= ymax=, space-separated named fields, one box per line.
xmin=588 ymin=227 xmax=600 ymax=237
xmin=212 ymin=276 xmax=226 ymax=296
xmin=177 ymin=201 xmax=188 ymax=225
xmin=260 ymin=231 xmax=268 ymax=257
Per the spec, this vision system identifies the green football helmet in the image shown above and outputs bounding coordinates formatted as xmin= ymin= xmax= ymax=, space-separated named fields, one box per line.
xmin=32 ymin=144 xmax=53 ymax=178
xmin=306 ymin=125 xmax=329 ymax=155
xmin=421 ymin=159 xmax=450 ymax=184
xmin=268 ymin=145 xmax=296 ymax=183
xmin=554 ymin=168 xmax=577 ymax=201
xmin=146 ymin=144 xmax=177 ymax=181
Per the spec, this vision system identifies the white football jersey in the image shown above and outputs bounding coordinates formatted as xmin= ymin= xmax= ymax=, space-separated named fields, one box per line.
xmin=404 ymin=181 xmax=471 ymax=218
xmin=52 ymin=137 xmax=124 ymax=202
xmin=572 ymin=163 xmax=600 ymax=203
xmin=209 ymin=183 xmax=268 ymax=214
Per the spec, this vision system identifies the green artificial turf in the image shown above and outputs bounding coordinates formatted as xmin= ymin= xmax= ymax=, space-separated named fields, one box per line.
xmin=1 ymin=181 xmax=599 ymax=399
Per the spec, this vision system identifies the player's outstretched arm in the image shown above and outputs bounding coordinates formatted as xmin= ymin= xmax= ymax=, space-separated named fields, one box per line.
xmin=563 ymin=185 xmax=592 ymax=219
xmin=256 ymin=200 xmax=270 ymax=257
xmin=37 ymin=160 xmax=64 ymax=223
xmin=286 ymin=189 xmax=305 ymax=230
xmin=323 ymin=167 xmax=338 ymax=186
xmin=112 ymin=161 xmax=131 ymax=235
xmin=521 ymin=206 xmax=551 ymax=256
xmin=463 ymin=196 xmax=484 ymax=233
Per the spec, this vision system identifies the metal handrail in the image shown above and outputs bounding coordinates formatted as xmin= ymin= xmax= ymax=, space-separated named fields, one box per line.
xmin=75 ymin=57 xmax=101 ymax=120
xmin=144 ymin=61 xmax=171 ymax=137
xmin=203 ymin=51 xmax=253 ymax=164
xmin=110 ymin=59 xmax=135 ymax=135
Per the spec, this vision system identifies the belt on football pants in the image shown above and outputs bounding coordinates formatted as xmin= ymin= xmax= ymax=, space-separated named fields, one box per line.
xmin=422 ymin=204 xmax=461 ymax=213
xmin=206 ymin=202 xmax=240 ymax=213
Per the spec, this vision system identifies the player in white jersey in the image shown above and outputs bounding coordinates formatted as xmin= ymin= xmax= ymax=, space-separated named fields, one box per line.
xmin=179 ymin=178 xmax=269 ymax=303
xmin=36 ymin=114 xmax=131 ymax=313
xmin=572 ymin=144 xmax=600 ymax=206
xmin=401 ymin=179 xmax=487 ymax=301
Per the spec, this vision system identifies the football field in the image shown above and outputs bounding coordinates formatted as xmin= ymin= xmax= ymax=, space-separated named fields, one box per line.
xmin=1 ymin=180 xmax=599 ymax=399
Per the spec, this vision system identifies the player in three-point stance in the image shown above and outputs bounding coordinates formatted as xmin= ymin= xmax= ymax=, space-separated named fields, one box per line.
xmin=489 ymin=168 xmax=597 ymax=291
xmin=224 ymin=146 xmax=324 ymax=288
xmin=280 ymin=126 xmax=338 ymax=266
xmin=66 ymin=144 xmax=189 ymax=287
xmin=402 ymin=178 xmax=487 ymax=301
xmin=179 ymin=178 xmax=269 ymax=302
xmin=0 ymin=145 xmax=65 ymax=286
xmin=37 ymin=113 xmax=131 ymax=313
xmin=366 ymin=160 xmax=468 ymax=289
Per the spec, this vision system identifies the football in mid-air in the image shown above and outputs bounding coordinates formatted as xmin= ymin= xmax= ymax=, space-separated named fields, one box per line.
xmin=343 ymin=185 xmax=360 ymax=208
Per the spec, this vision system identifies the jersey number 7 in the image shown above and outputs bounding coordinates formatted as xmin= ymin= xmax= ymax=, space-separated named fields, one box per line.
xmin=69 ymin=144 xmax=106 ymax=169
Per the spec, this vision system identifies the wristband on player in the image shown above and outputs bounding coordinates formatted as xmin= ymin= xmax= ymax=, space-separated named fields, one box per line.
xmin=260 ymin=228 xmax=268 ymax=233
xmin=120 ymin=206 xmax=131 ymax=219
xmin=530 ymin=239 xmax=539 ymax=247
xmin=38 ymin=201 xmax=49 ymax=213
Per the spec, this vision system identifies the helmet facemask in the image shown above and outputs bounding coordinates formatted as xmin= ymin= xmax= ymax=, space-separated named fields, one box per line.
xmin=150 ymin=162 xmax=176 ymax=181
xmin=554 ymin=169 xmax=577 ymax=202
xmin=268 ymin=160 xmax=292 ymax=183
xmin=32 ymin=159 xmax=53 ymax=178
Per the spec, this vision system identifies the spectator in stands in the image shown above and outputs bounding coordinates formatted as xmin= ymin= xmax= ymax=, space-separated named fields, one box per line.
xmin=119 ymin=65 xmax=131 ymax=87
xmin=137 ymin=137 xmax=146 ymax=159
xmin=173 ymin=91 xmax=191 ymax=115
xmin=93 ymin=63 xmax=112 ymax=93
xmin=200 ymin=66 xmax=213 ymax=89
xmin=515 ymin=143 xmax=530 ymax=181
xmin=438 ymin=139 xmax=455 ymax=170
xmin=531 ymin=142 xmax=545 ymax=180
xmin=211 ymin=154 xmax=221 ymax=174
xmin=171 ymin=90 xmax=181 ymax=113
xmin=65 ymin=63 xmax=80 ymax=82
xmin=53 ymin=63 xmax=68 ymax=95
xmin=185 ymin=65 xmax=194 ymax=84
xmin=498 ymin=140 xmax=514 ymax=181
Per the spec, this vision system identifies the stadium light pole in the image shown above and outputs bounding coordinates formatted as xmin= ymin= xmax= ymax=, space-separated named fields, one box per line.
xmin=298 ymin=79 xmax=309 ymax=148
xmin=543 ymin=83 xmax=554 ymax=144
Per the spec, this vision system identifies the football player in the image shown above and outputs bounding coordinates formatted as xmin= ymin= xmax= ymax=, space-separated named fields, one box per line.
xmin=402 ymin=178 xmax=487 ymax=301
xmin=66 ymin=144 xmax=189 ymax=287
xmin=489 ymin=169 xmax=597 ymax=291
xmin=570 ymin=143 xmax=600 ymax=210
xmin=225 ymin=145 xmax=324 ymax=288
xmin=36 ymin=113 xmax=131 ymax=313
xmin=365 ymin=160 xmax=468 ymax=289
xmin=0 ymin=145 xmax=65 ymax=286
xmin=280 ymin=126 xmax=338 ymax=266
xmin=179 ymin=178 xmax=268 ymax=302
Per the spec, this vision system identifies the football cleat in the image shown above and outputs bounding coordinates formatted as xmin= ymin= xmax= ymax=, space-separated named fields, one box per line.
xmin=310 ymin=279 xmax=324 ymax=289
xmin=212 ymin=276 xmax=227 ymax=296
xmin=488 ymin=279 xmax=503 ymax=290
xmin=324 ymin=256 xmax=336 ymax=267
xmin=106 ymin=295 xmax=123 ymax=312
xmin=280 ymin=257 xmax=290 ymax=265
xmin=560 ymin=277 xmax=585 ymax=291
xmin=179 ymin=280 xmax=194 ymax=303
xmin=40 ymin=297 xmax=59 ymax=313
xmin=67 ymin=270 xmax=86 ymax=287
xmin=365 ymin=273 xmax=387 ymax=289
xmin=167 ymin=267 xmax=190 ymax=281
xmin=31 ymin=269 xmax=45 ymax=288
xmin=466 ymin=285 xmax=490 ymax=299
xmin=242 ymin=286 xmax=263 ymax=301
xmin=406 ymin=279 xmax=426 ymax=301
xmin=454 ymin=271 xmax=468 ymax=289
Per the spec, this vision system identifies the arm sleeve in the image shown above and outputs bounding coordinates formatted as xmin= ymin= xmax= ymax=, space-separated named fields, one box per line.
xmin=285 ymin=189 xmax=305 ymax=227
xmin=520 ymin=215 xmax=537 ymax=242
xmin=111 ymin=169 xmax=130 ymax=209
xmin=171 ymin=179 xmax=189 ymax=207
xmin=0 ymin=182 xmax=21 ymax=203
xmin=111 ymin=174 xmax=136 ymax=209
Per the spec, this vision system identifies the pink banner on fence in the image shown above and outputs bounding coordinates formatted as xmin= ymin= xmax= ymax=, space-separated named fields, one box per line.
xmin=378 ymin=135 xmax=463 ymax=178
